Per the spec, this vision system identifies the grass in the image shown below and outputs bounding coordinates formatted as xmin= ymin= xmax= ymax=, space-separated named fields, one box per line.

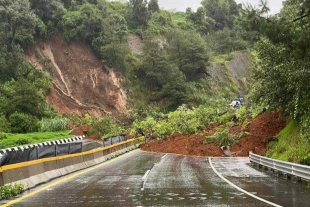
xmin=266 ymin=121 xmax=310 ymax=164
xmin=0 ymin=130 xmax=71 ymax=149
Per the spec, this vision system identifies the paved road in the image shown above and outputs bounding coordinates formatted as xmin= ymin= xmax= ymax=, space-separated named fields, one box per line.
xmin=2 ymin=150 xmax=310 ymax=207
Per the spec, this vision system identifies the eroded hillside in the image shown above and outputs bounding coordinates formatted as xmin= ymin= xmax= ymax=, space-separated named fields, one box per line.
xmin=207 ymin=52 xmax=254 ymax=97
xmin=25 ymin=34 xmax=127 ymax=119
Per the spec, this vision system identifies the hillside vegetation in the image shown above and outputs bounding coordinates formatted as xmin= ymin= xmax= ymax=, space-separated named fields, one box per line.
xmin=0 ymin=0 xmax=310 ymax=163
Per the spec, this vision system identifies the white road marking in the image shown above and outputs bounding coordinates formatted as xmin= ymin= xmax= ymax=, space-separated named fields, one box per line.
xmin=209 ymin=157 xmax=282 ymax=207
xmin=142 ymin=170 xmax=150 ymax=180
xmin=161 ymin=154 xmax=168 ymax=159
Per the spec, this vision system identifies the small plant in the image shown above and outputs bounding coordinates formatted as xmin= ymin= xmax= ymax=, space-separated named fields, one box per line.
xmin=236 ymin=106 xmax=247 ymax=122
xmin=72 ymin=76 xmax=77 ymax=82
xmin=0 ymin=184 xmax=24 ymax=199
xmin=235 ymin=132 xmax=251 ymax=140
xmin=241 ymin=118 xmax=250 ymax=131
xmin=204 ymin=127 xmax=235 ymax=147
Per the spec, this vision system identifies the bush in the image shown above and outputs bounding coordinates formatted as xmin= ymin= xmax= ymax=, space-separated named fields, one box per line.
xmin=236 ymin=106 xmax=247 ymax=122
xmin=0 ymin=115 xmax=10 ymax=133
xmin=153 ymin=120 xmax=173 ymax=141
xmin=168 ymin=105 xmax=199 ymax=135
xmin=0 ymin=133 xmax=7 ymax=140
xmin=241 ymin=118 xmax=250 ymax=131
xmin=15 ymin=138 xmax=30 ymax=145
xmin=215 ymin=112 xmax=232 ymax=124
xmin=40 ymin=117 xmax=69 ymax=132
xmin=0 ymin=184 xmax=24 ymax=199
xmin=204 ymin=127 xmax=235 ymax=146
xmin=192 ymin=106 xmax=216 ymax=129
xmin=89 ymin=117 xmax=122 ymax=139
xmin=9 ymin=112 xmax=39 ymax=133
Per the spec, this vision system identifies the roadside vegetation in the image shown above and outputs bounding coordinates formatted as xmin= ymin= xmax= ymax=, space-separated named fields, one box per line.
xmin=0 ymin=0 xmax=310 ymax=164
xmin=0 ymin=184 xmax=24 ymax=199
xmin=0 ymin=131 xmax=71 ymax=149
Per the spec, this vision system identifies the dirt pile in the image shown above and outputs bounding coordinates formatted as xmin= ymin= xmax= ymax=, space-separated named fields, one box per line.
xmin=25 ymin=34 xmax=127 ymax=119
xmin=140 ymin=111 xmax=286 ymax=157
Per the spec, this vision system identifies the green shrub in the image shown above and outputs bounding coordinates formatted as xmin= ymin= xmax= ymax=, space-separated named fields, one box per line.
xmin=89 ymin=117 xmax=122 ymax=139
xmin=168 ymin=105 xmax=199 ymax=135
xmin=215 ymin=112 xmax=232 ymax=124
xmin=204 ymin=127 xmax=235 ymax=146
xmin=241 ymin=118 xmax=250 ymax=131
xmin=40 ymin=117 xmax=69 ymax=132
xmin=15 ymin=138 xmax=30 ymax=145
xmin=9 ymin=112 xmax=39 ymax=133
xmin=80 ymin=114 xmax=93 ymax=125
xmin=0 ymin=133 xmax=7 ymax=140
xmin=192 ymin=106 xmax=216 ymax=129
xmin=138 ymin=117 xmax=157 ymax=135
xmin=235 ymin=132 xmax=251 ymax=140
xmin=0 ymin=185 xmax=12 ymax=199
xmin=0 ymin=184 xmax=24 ymax=199
xmin=0 ymin=115 xmax=10 ymax=133
xmin=153 ymin=120 xmax=173 ymax=141
xmin=236 ymin=106 xmax=247 ymax=122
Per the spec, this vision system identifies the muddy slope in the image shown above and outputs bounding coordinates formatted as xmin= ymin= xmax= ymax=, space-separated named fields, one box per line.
xmin=140 ymin=111 xmax=286 ymax=157
xmin=25 ymin=34 xmax=127 ymax=118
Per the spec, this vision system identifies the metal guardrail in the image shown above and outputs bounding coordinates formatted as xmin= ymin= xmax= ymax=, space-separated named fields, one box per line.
xmin=249 ymin=151 xmax=310 ymax=181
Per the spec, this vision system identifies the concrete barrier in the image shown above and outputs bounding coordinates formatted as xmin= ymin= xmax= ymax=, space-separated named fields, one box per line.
xmin=0 ymin=138 xmax=143 ymax=190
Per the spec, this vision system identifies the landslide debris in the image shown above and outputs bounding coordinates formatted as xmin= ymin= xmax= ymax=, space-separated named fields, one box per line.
xmin=140 ymin=111 xmax=286 ymax=157
xmin=25 ymin=34 xmax=127 ymax=119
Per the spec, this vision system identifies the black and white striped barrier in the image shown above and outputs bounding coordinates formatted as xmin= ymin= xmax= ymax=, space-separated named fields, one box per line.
xmin=0 ymin=135 xmax=84 ymax=155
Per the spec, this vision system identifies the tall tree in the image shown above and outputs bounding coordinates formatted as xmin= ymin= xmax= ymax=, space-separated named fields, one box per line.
xmin=29 ymin=0 xmax=64 ymax=23
xmin=201 ymin=0 xmax=239 ymax=30
xmin=148 ymin=0 xmax=159 ymax=13
xmin=166 ymin=29 xmax=209 ymax=81
xmin=128 ymin=0 xmax=150 ymax=28
xmin=241 ymin=0 xmax=310 ymax=127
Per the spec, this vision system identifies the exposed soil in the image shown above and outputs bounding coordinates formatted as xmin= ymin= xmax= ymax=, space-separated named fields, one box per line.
xmin=140 ymin=111 xmax=286 ymax=157
xmin=25 ymin=34 xmax=128 ymax=119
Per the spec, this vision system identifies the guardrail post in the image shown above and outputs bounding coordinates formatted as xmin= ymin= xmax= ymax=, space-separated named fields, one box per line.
xmin=36 ymin=146 xmax=39 ymax=160
xmin=55 ymin=145 xmax=57 ymax=157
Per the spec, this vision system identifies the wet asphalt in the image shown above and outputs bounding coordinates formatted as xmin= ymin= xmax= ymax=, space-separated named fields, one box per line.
xmin=2 ymin=150 xmax=310 ymax=207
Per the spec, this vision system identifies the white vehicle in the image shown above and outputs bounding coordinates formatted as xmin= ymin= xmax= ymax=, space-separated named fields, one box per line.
xmin=229 ymin=98 xmax=244 ymax=109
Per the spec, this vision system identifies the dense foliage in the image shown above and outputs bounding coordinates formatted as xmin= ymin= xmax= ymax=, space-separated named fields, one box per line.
xmin=2 ymin=0 xmax=310 ymax=165
xmin=0 ymin=0 xmax=248 ymax=135
xmin=237 ymin=0 xmax=310 ymax=132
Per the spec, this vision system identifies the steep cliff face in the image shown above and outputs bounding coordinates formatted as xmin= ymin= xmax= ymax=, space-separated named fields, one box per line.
xmin=207 ymin=52 xmax=254 ymax=97
xmin=25 ymin=34 xmax=127 ymax=119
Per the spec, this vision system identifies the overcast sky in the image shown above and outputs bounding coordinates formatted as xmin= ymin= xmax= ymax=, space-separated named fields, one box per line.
xmin=157 ymin=0 xmax=284 ymax=14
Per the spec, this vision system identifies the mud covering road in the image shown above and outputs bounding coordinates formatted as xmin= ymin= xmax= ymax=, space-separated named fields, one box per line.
xmin=2 ymin=150 xmax=310 ymax=207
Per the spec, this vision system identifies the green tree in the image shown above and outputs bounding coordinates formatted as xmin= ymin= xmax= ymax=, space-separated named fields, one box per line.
xmin=166 ymin=29 xmax=209 ymax=81
xmin=128 ymin=0 xmax=150 ymax=29
xmin=29 ymin=0 xmax=64 ymax=22
xmin=242 ymin=0 xmax=310 ymax=125
xmin=186 ymin=7 xmax=214 ymax=34
xmin=148 ymin=0 xmax=159 ymax=13
xmin=201 ymin=0 xmax=239 ymax=30
xmin=133 ymin=35 xmax=189 ymax=109
xmin=0 ymin=0 xmax=37 ymax=46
